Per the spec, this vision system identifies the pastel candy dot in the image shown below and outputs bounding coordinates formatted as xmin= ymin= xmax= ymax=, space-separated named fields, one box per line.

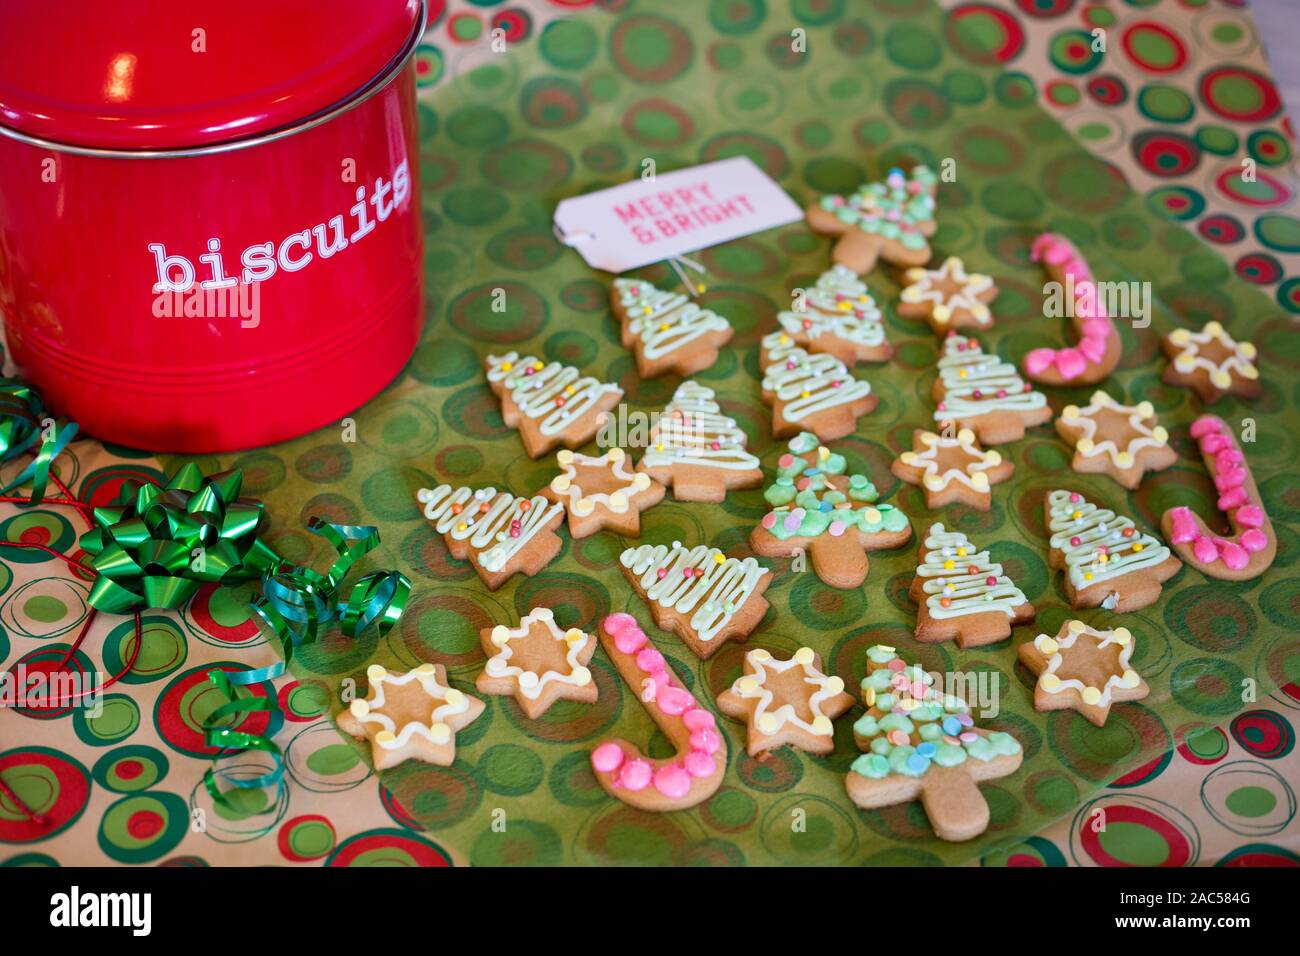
xmin=1082 ymin=687 xmax=1102 ymax=705
xmin=657 ymin=686 xmax=694 ymax=716
xmin=613 ymin=627 xmax=647 ymax=656
xmin=653 ymin=764 xmax=691 ymax=799
xmin=428 ymin=723 xmax=451 ymax=745
xmin=618 ymin=759 xmax=652 ymax=791
xmin=916 ymin=742 xmax=937 ymax=758
xmin=689 ymin=729 xmax=722 ymax=755
xmin=761 ymin=512 xmax=777 ymax=529
xmin=758 ymin=713 xmax=780 ymax=734
xmin=828 ymin=520 xmax=847 ymax=537
xmin=604 ymin=612 xmax=638 ymax=636
xmin=941 ymin=717 xmax=961 ymax=736
xmin=1041 ymin=673 xmax=1061 ymax=691
xmin=592 ymin=743 xmax=625 ymax=773
xmin=811 ymin=716 xmax=833 ymax=735
xmin=635 ymin=647 xmax=664 ymax=672
xmin=906 ymin=754 xmax=930 ymax=773
xmin=684 ymin=750 xmax=716 ymax=778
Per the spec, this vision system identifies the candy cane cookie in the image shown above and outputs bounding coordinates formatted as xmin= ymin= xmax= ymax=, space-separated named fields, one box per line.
xmin=416 ymin=485 xmax=566 ymax=591
xmin=1160 ymin=415 xmax=1276 ymax=581
xmin=485 ymin=352 xmax=623 ymax=458
xmin=611 ymin=278 xmax=733 ymax=378
xmin=590 ymin=613 xmax=726 ymax=812
xmin=1022 ymin=233 xmax=1120 ymax=387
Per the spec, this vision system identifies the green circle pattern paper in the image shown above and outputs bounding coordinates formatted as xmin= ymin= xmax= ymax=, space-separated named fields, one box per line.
xmin=147 ymin=0 xmax=1300 ymax=865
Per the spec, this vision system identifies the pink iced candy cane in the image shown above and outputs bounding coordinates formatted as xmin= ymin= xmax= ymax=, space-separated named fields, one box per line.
xmin=1160 ymin=415 xmax=1276 ymax=579
xmin=1023 ymin=233 xmax=1118 ymax=385
xmin=590 ymin=613 xmax=725 ymax=811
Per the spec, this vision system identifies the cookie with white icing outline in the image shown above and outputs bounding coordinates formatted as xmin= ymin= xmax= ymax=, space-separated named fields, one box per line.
xmin=637 ymin=380 xmax=763 ymax=503
xmin=1161 ymin=415 xmax=1276 ymax=581
xmin=416 ymin=484 xmax=565 ymax=591
xmin=897 ymin=257 xmax=998 ymax=335
xmin=718 ymin=646 xmax=854 ymax=757
xmin=1018 ymin=619 xmax=1149 ymax=727
xmin=932 ymin=332 xmax=1051 ymax=445
xmin=776 ymin=266 xmax=892 ymax=366
xmin=485 ymin=352 xmax=623 ymax=458
xmin=336 ymin=662 xmax=485 ymax=770
xmin=611 ymin=278 xmax=733 ymax=378
xmin=619 ymin=540 xmax=772 ymax=660
xmin=541 ymin=447 xmax=664 ymax=538
xmin=1160 ymin=321 xmax=1262 ymax=403
xmin=476 ymin=609 xmax=597 ymax=719
xmin=760 ymin=333 xmax=876 ymax=441
xmin=910 ymin=523 xmax=1035 ymax=648
xmin=846 ymin=645 xmax=1023 ymax=843
xmin=750 ymin=432 xmax=912 ymax=589
xmin=891 ymin=427 xmax=1012 ymax=511
xmin=1054 ymin=392 xmax=1177 ymax=490
xmin=1045 ymin=489 xmax=1180 ymax=613
xmin=805 ymin=165 xmax=939 ymax=274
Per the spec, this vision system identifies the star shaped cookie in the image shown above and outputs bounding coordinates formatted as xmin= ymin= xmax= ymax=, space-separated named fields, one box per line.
xmin=718 ymin=647 xmax=855 ymax=757
xmin=890 ymin=427 xmax=1013 ymax=510
xmin=336 ymin=662 xmax=484 ymax=770
xmin=1160 ymin=321 xmax=1261 ymax=403
xmin=542 ymin=447 xmax=664 ymax=538
xmin=1055 ymin=392 xmax=1177 ymax=489
xmin=1017 ymin=619 xmax=1149 ymax=727
xmin=476 ymin=608 xmax=597 ymax=719
xmin=897 ymin=257 xmax=998 ymax=335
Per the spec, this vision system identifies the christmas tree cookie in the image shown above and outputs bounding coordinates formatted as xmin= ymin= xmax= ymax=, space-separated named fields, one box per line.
xmin=637 ymin=380 xmax=763 ymax=503
xmin=619 ymin=541 xmax=772 ymax=660
xmin=806 ymin=165 xmax=939 ymax=274
xmin=760 ymin=334 xmax=876 ymax=441
xmin=775 ymin=266 xmax=891 ymax=366
xmin=718 ymin=647 xmax=855 ymax=757
xmin=846 ymin=645 xmax=1023 ymax=843
xmin=416 ymin=484 xmax=566 ymax=591
xmin=749 ymin=432 xmax=911 ymax=589
xmin=610 ymin=278 xmax=733 ymax=378
xmin=910 ymin=523 xmax=1034 ymax=648
xmin=933 ymin=332 xmax=1051 ymax=445
xmin=897 ymin=257 xmax=998 ymax=335
xmin=1045 ymin=489 xmax=1180 ymax=613
xmin=485 ymin=352 xmax=623 ymax=458
xmin=1018 ymin=620 xmax=1150 ymax=727
xmin=891 ymin=427 xmax=1013 ymax=511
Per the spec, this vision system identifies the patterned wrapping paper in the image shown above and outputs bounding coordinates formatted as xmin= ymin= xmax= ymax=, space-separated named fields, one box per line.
xmin=2 ymin=0 xmax=1299 ymax=866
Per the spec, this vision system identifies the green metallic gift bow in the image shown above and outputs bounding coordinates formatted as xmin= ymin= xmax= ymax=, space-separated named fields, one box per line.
xmin=0 ymin=378 xmax=78 ymax=506
xmin=78 ymin=462 xmax=281 ymax=613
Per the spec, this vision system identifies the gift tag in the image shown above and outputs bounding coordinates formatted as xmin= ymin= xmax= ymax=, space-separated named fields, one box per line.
xmin=553 ymin=157 xmax=803 ymax=274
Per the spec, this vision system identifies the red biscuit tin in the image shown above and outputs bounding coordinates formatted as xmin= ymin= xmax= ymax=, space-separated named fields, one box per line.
xmin=0 ymin=0 xmax=427 ymax=451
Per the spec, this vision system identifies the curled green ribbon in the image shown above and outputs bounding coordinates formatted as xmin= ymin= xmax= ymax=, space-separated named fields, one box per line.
xmin=0 ymin=378 xmax=78 ymax=506
xmin=201 ymin=664 xmax=286 ymax=812
xmin=79 ymin=463 xmax=280 ymax=614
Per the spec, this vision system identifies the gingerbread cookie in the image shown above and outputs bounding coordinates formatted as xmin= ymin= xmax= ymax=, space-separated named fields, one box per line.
xmin=1045 ymin=489 xmax=1180 ymax=613
xmin=718 ymin=647 xmax=855 ymax=757
xmin=910 ymin=523 xmax=1035 ymax=648
xmin=897 ymin=257 xmax=998 ymax=335
xmin=846 ymin=645 xmax=1023 ymax=843
xmin=750 ymin=432 xmax=911 ymax=589
xmin=637 ymin=380 xmax=763 ymax=503
xmin=417 ymin=484 xmax=565 ymax=590
xmin=610 ymin=278 xmax=733 ymax=378
xmin=590 ymin=613 xmax=725 ymax=811
xmin=1160 ymin=321 xmax=1261 ymax=403
xmin=1023 ymin=233 xmax=1120 ymax=386
xmin=336 ymin=662 xmax=484 ymax=770
xmin=1018 ymin=619 xmax=1149 ymax=727
xmin=619 ymin=541 xmax=772 ymax=660
xmin=776 ymin=266 xmax=891 ymax=366
xmin=542 ymin=447 xmax=664 ymax=538
xmin=1161 ymin=415 xmax=1276 ymax=580
xmin=761 ymin=333 xmax=876 ymax=441
xmin=891 ymin=427 xmax=1013 ymax=511
xmin=485 ymin=352 xmax=623 ymax=458
xmin=806 ymin=165 xmax=938 ymax=274
xmin=476 ymin=609 xmax=597 ymax=719
xmin=932 ymin=333 xmax=1051 ymax=445
xmin=1055 ymin=392 xmax=1177 ymax=490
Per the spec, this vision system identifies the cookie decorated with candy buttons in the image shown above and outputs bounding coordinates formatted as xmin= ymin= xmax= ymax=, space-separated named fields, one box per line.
xmin=1160 ymin=321 xmax=1262 ymax=403
xmin=336 ymin=662 xmax=485 ymax=771
xmin=806 ymin=165 xmax=939 ymax=275
xmin=476 ymin=609 xmax=598 ymax=720
xmin=541 ymin=447 xmax=664 ymax=538
xmin=1018 ymin=619 xmax=1149 ymax=727
xmin=1054 ymin=392 xmax=1177 ymax=490
xmin=717 ymin=647 xmax=855 ymax=757
xmin=897 ymin=257 xmax=999 ymax=335
xmin=891 ymin=427 xmax=1013 ymax=511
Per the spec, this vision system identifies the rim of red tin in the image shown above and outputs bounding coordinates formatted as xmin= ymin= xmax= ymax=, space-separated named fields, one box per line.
xmin=0 ymin=0 xmax=427 ymax=160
